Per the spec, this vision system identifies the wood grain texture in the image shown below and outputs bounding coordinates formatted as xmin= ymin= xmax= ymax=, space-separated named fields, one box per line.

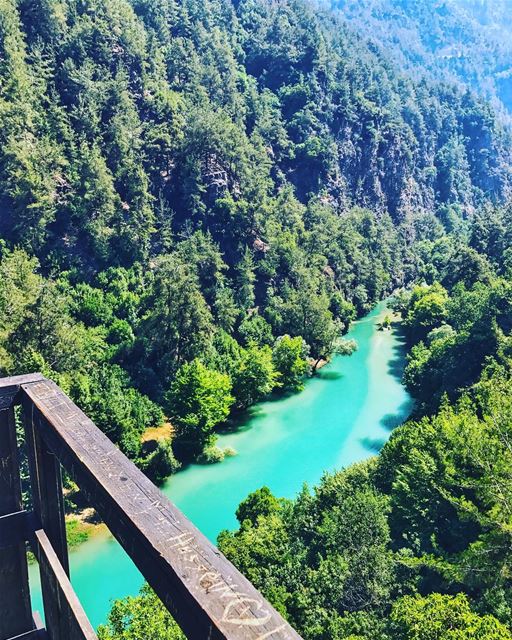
xmin=22 ymin=379 xmax=302 ymax=640
xmin=0 ymin=407 xmax=34 ymax=640
xmin=32 ymin=529 xmax=97 ymax=640
xmin=0 ymin=374 xmax=44 ymax=410
xmin=23 ymin=397 xmax=69 ymax=575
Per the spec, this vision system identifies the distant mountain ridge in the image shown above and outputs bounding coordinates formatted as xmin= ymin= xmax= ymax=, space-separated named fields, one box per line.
xmin=327 ymin=0 xmax=512 ymax=120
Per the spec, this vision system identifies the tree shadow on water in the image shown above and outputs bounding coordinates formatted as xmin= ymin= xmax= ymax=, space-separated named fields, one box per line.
xmin=360 ymin=436 xmax=387 ymax=454
xmin=219 ymin=405 xmax=266 ymax=434
xmin=316 ymin=370 xmax=344 ymax=381
xmin=379 ymin=399 xmax=414 ymax=431
xmin=388 ymin=324 xmax=408 ymax=380
xmin=388 ymin=353 xmax=406 ymax=380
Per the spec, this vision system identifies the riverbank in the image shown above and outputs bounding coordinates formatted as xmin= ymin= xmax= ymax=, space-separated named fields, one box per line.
xmin=141 ymin=421 xmax=173 ymax=443
xmin=27 ymin=513 xmax=107 ymax=565
xmin=65 ymin=515 xmax=107 ymax=547
xmin=29 ymin=301 xmax=413 ymax=629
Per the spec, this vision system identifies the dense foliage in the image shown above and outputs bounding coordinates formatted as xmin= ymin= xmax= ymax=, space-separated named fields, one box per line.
xmin=96 ymin=204 xmax=512 ymax=637
xmin=397 ymin=201 xmax=512 ymax=413
xmin=98 ymin=584 xmax=185 ymax=640
xmin=8 ymin=0 xmax=512 ymax=637
xmin=164 ymin=358 xmax=234 ymax=458
xmin=5 ymin=0 xmax=510 ymax=466
xmin=215 ymin=258 xmax=512 ymax=638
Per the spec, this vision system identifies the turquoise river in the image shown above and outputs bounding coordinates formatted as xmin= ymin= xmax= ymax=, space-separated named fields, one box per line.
xmin=28 ymin=301 xmax=413 ymax=629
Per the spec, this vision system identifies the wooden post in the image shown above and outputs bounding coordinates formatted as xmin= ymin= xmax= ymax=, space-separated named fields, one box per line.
xmin=0 ymin=406 xmax=34 ymax=640
xmin=23 ymin=397 xmax=71 ymax=640
xmin=31 ymin=529 xmax=97 ymax=640
xmin=23 ymin=398 xmax=69 ymax=574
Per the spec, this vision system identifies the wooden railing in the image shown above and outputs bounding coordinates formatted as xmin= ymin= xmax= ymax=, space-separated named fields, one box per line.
xmin=0 ymin=374 xmax=301 ymax=640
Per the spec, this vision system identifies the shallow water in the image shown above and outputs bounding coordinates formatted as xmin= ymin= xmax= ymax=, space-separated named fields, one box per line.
xmin=29 ymin=301 xmax=413 ymax=628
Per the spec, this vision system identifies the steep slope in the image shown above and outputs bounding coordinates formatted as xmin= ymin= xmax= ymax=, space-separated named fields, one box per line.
xmin=0 ymin=0 xmax=511 ymax=273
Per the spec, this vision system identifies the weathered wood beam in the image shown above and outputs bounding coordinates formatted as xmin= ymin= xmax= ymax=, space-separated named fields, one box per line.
xmin=0 ymin=406 xmax=34 ymax=640
xmin=0 ymin=510 xmax=38 ymax=550
xmin=22 ymin=379 xmax=302 ymax=640
xmin=7 ymin=614 xmax=47 ymax=640
xmin=6 ymin=629 xmax=47 ymax=640
xmin=6 ymin=631 xmax=47 ymax=640
xmin=0 ymin=374 xmax=44 ymax=410
xmin=31 ymin=529 xmax=97 ymax=640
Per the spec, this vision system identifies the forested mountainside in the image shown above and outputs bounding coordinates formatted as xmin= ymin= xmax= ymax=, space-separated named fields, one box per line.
xmin=329 ymin=0 xmax=512 ymax=119
xmin=2 ymin=0 xmax=512 ymax=473
xmin=4 ymin=0 xmax=512 ymax=265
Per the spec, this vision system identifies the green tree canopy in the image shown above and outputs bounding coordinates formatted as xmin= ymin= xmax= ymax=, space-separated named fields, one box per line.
xmin=98 ymin=584 xmax=184 ymax=640
xmin=165 ymin=359 xmax=234 ymax=459
xmin=272 ymin=335 xmax=310 ymax=391
xmin=390 ymin=594 xmax=512 ymax=640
